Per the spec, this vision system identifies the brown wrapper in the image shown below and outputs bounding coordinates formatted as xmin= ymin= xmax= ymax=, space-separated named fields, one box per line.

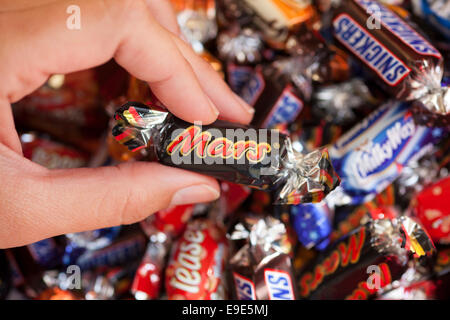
xmin=297 ymin=216 xmax=435 ymax=299
xmin=333 ymin=0 xmax=449 ymax=119
xmin=229 ymin=216 xmax=297 ymax=300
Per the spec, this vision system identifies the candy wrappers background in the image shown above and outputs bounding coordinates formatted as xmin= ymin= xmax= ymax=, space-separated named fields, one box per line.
xmin=2 ymin=0 xmax=450 ymax=300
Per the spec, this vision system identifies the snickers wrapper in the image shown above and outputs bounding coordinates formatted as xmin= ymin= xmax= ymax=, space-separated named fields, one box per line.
xmin=229 ymin=216 xmax=298 ymax=300
xmin=333 ymin=0 xmax=449 ymax=121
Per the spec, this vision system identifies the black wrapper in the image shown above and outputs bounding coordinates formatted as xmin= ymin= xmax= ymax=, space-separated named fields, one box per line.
xmin=112 ymin=102 xmax=340 ymax=205
xmin=0 ymin=251 xmax=11 ymax=299
xmin=297 ymin=216 xmax=435 ymax=299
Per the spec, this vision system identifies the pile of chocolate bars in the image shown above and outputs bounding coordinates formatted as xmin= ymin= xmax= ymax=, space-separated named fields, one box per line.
xmin=2 ymin=0 xmax=449 ymax=300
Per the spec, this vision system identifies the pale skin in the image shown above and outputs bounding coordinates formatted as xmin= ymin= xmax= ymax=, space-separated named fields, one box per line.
xmin=0 ymin=0 xmax=254 ymax=248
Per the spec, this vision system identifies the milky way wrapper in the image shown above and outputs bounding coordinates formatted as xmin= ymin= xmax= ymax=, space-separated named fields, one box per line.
xmin=412 ymin=0 xmax=450 ymax=40
xmin=333 ymin=0 xmax=449 ymax=124
xmin=112 ymin=102 xmax=340 ymax=205
xmin=329 ymin=100 xmax=445 ymax=205
xmin=72 ymin=232 xmax=146 ymax=271
xmin=298 ymin=216 xmax=435 ymax=300
xmin=62 ymin=227 xmax=121 ymax=266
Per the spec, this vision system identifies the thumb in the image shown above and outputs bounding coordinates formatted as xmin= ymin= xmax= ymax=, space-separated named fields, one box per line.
xmin=1 ymin=151 xmax=219 ymax=248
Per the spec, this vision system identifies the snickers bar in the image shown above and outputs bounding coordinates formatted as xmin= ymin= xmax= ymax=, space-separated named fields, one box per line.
xmin=333 ymin=0 xmax=449 ymax=118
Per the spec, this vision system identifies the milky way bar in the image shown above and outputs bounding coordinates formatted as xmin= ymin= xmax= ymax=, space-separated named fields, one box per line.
xmin=329 ymin=101 xmax=444 ymax=204
xmin=333 ymin=0 xmax=448 ymax=117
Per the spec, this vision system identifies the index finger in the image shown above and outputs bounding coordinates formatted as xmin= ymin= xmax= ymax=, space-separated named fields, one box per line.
xmin=0 ymin=0 xmax=217 ymax=124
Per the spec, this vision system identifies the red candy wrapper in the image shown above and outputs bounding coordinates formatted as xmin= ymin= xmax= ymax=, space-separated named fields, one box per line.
xmin=135 ymin=205 xmax=197 ymax=300
xmin=13 ymin=71 xmax=104 ymax=128
xmin=220 ymin=182 xmax=251 ymax=215
xmin=21 ymin=133 xmax=89 ymax=169
xmin=140 ymin=205 xmax=195 ymax=239
xmin=131 ymin=234 xmax=168 ymax=300
xmin=14 ymin=70 xmax=108 ymax=152
xmin=411 ymin=177 xmax=450 ymax=244
xmin=165 ymin=218 xmax=228 ymax=300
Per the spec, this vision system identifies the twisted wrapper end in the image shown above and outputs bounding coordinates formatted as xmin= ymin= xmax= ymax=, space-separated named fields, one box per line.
xmin=411 ymin=86 xmax=450 ymax=128
xmin=399 ymin=216 xmax=436 ymax=259
xmin=368 ymin=215 xmax=436 ymax=267
xmin=111 ymin=102 xmax=169 ymax=152
xmin=275 ymin=141 xmax=341 ymax=205
xmin=229 ymin=216 xmax=290 ymax=268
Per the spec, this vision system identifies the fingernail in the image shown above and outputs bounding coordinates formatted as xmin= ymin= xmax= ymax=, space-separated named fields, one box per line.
xmin=170 ymin=184 xmax=220 ymax=207
xmin=206 ymin=96 xmax=220 ymax=118
xmin=233 ymin=92 xmax=255 ymax=115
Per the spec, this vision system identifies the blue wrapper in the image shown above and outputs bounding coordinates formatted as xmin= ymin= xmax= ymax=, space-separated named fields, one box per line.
xmin=413 ymin=0 xmax=450 ymax=40
xmin=27 ymin=238 xmax=62 ymax=269
xmin=62 ymin=226 xmax=121 ymax=266
xmin=73 ymin=233 xmax=146 ymax=271
xmin=291 ymin=202 xmax=332 ymax=250
xmin=227 ymin=63 xmax=256 ymax=96
xmin=329 ymin=101 xmax=444 ymax=204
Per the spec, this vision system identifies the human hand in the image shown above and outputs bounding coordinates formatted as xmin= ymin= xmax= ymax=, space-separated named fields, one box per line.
xmin=0 ymin=0 xmax=254 ymax=248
